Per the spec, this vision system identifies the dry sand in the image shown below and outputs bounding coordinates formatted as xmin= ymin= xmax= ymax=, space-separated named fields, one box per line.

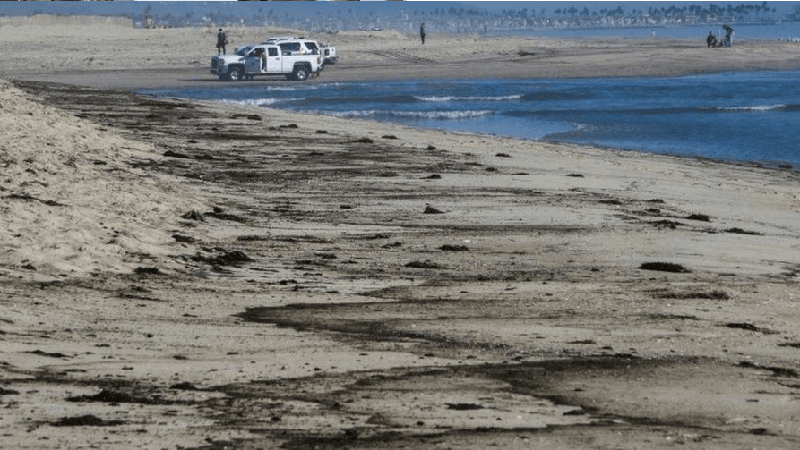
xmin=2 ymin=16 xmax=800 ymax=449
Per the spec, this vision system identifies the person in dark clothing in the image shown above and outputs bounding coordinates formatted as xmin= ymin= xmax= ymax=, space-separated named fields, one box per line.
xmin=420 ymin=23 xmax=426 ymax=45
xmin=217 ymin=28 xmax=228 ymax=55
xmin=722 ymin=25 xmax=734 ymax=47
xmin=706 ymin=31 xmax=717 ymax=47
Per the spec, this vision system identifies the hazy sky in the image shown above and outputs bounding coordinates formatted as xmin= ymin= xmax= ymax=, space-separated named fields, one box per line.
xmin=2 ymin=1 xmax=798 ymax=18
xmin=461 ymin=0 xmax=800 ymax=14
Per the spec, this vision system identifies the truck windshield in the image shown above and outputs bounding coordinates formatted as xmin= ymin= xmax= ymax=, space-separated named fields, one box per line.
xmin=235 ymin=46 xmax=253 ymax=57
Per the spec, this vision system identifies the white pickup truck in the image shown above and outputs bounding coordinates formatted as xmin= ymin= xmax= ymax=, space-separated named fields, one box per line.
xmin=210 ymin=40 xmax=323 ymax=82
xmin=262 ymin=37 xmax=336 ymax=65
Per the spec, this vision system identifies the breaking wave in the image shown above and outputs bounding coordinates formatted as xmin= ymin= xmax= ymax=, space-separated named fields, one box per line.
xmin=313 ymin=109 xmax=494 ymax=120
xmin=713 ymin=104 xmax=797 ymax=112
xmin=416 ymin=95 xmax=523 ymax=102
xmin=218 ymin=97 xmax=304 ymax=107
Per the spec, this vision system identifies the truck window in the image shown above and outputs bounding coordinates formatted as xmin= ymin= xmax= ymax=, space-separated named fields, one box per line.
xmin=268 ymin=47 xmax=278 ymax=57
xmin=279 ymin=42 xmax=301 ymax=54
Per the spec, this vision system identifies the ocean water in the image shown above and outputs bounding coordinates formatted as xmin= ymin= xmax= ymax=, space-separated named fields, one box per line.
xmin=141 ymin=70 xmax=800 ymax=168
xmin=491 ymin=22 xmax=800 ymax=41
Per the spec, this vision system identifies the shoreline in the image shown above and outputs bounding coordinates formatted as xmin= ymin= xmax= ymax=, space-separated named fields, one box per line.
xmin=3 ymin=19 xmax=800 ymax=449
xmin=131 ymin=70 xmax=800 ymax=172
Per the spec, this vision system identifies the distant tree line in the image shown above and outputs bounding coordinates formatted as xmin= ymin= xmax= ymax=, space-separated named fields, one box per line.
xmin=121 ymin=1 xmax=795 ymax=31
xmin=501 ymin=2 xmax=780 ymax=21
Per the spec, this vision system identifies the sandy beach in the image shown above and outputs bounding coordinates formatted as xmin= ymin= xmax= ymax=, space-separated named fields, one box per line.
xmin=2 ymin=16 xmax=800 ymax=449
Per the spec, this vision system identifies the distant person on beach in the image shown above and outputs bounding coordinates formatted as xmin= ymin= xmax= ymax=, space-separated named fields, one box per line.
xmin=707 ymin=31 xmax=718 ymax=47
xmin=420 ymin=23 xmax=426 ymax=45
xmin=723 ymin=25 xmax=734 ymax=47
xmin=217 ymin=28 xmax=228 ymax=55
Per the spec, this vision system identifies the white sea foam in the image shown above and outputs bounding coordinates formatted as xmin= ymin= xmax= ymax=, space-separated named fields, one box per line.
xmin=315 ymin=109 xmax=494 ymax=119
xmin=218 ymin=98 xmax=303 ymax=107
xmin=717 ymin=104 xmax=785 ymax=112
xmin=416 ymin=95 xmax=522 ymax=102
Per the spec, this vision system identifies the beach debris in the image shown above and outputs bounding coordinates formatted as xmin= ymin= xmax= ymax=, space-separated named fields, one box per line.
xmin=182 ymin=209 xmax=205 ymax=221
xmin=354 ymin=137 xmax=374 ymax=144
xmin=192 ymin=250 xmax=253 ymax=267
xmin=652 ymin=220 xmax=682 ymax=229
xmin=204 ymin=207 xmax=248 ymax=223
xmin=738 ymin=361 xmax=798 ymax=378
xmin=0 ymin=386 xmax=20 ymax=395
xmin=495 ymin=152 xmax=511 ymax=158
xmin=382 ymin=134 xmax=398 ymax=140
xmin=169 ymin=382 xmax=201 ymax=391
xmin=686 ymin=214 xmax=712 ymax=222
xmin=725 ymin=322 xmax=778 ymax=334
xmin=639 ymin=262 xmax=691 ymax=273
xmin=26 ymin=350 xmax=69 ymax=358
xmin=381 ymin=242 xmax=402 ymax=249
xmin=68 ymin=388 xmax=164 ymax=405
xmin=342 ymin=428 xmax=361 ymax=439
xmin=423 ymin=174 xmax=442 ymax=179
xmin=567 ymin=173 xmax=584 ymax=178
xmin=279 ymin=123 xmax=298 ymax=129
xmin=778 ymin=342 xmax=800 ymax=348
xmin=486 ymin=167 xmax=498 ymax=172
xmin=439 ymin=244 xmax=468 ymax=252
xmin=405 ymin=260 xmax=440 ymax=269
xmin=316 ymin=130 xmax=328 ymax=134
xmin=4 ymin=192 xmax=66 ymax=207
xmin=359 ymin=233 xmax=390 ymax=240
xmin=724 ymin=227 xmax=761 ymax=235
xmin=237 ymin=234 xmax=271 ymax=242
xmin=163 ymin=150 xmax=189 ymax=159
xmin=52 ymin=414 xmax=124 ymax=427
xmin=447 ymin=403 xmax=483 ymax=410
xmin=655 ymin=290 xmax=729 ymax=300
xmin=246 ymin=114 xmax=262 ymax=121
xmin=423 ymin=205 xmax=444 ymax=214
xmin=133 ymin=267 xmax=162 ymax=276
xmin=426 ymin=145 xmax=437 ymax=150
xmin=172 ymin=233 xmax=196 ymax=243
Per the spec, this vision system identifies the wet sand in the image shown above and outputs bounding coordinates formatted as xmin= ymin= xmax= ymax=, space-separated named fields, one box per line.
xmin=2 ymin=18 xmax=800 ymax=449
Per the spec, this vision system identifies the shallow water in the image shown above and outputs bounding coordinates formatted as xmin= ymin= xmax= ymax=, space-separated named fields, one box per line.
xmin=142 ymin=70 xmax=800 ymax=168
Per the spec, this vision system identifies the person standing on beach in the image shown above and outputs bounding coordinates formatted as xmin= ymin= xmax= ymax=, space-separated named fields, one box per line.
xmin=217 ymin=28 xmax=228 ymax=55
xmin=420 ymin=23 xmax=426 ymax=45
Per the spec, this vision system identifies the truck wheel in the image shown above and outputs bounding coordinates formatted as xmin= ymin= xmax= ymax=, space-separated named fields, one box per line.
xmin=292 ymin=65 xmax=309 ymax=82
xmin=228 ymin=66 xmax=244 ymax=82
